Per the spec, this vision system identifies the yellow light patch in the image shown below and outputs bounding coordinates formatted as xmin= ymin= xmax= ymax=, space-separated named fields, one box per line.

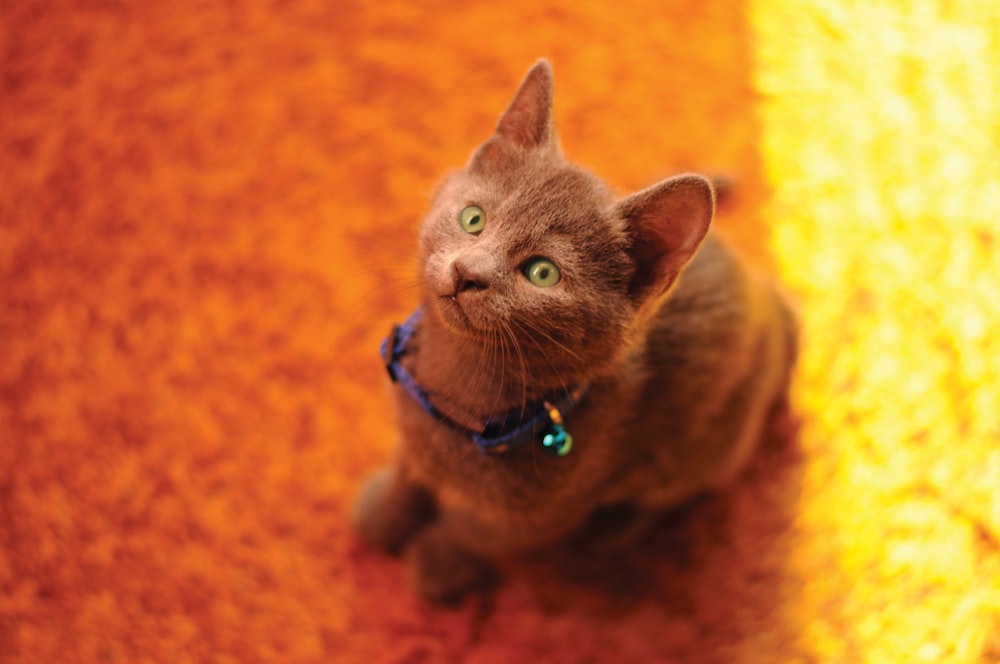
xmin=751 ymin=1 xmax=1000 ymax=659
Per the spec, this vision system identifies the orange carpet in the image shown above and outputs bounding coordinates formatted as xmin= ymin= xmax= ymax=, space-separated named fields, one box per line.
xmin=2 ymin=1 xmax=998 ymax=662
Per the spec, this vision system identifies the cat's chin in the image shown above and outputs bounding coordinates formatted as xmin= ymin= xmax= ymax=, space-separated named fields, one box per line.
xmin=433 ymin=296 xmax=491 ymax=338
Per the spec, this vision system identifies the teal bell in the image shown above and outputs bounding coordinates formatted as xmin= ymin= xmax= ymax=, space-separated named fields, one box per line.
xmin=540 ymin=423 xmax=573 ymax=456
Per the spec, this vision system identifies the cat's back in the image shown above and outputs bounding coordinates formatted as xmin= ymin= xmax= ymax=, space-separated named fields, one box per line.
xmin=650 ymin=231 xmax=756 ymax=360
xmin=618 ymin=231 xmax=796 ymax=507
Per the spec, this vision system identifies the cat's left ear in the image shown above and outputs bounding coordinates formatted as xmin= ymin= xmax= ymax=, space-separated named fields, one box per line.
xmin=616 ymin=174 xmax=715 ymax=301
xmin=469 ymin=60 xmax=555 ymax=171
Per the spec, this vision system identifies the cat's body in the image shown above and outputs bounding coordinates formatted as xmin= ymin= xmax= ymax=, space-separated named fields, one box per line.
xmin=354 ymin=61 xmax=797 ymax=603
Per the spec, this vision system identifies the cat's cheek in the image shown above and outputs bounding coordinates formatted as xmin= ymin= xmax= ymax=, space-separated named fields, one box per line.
xmin=515 ymin=282 xmax=574 ymax=315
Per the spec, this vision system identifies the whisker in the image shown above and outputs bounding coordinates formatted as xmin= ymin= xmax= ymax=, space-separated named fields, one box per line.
xmin=489 ymin=326 xmax=508 ymax=419
xmin=511 ymin=312 xmax=585 ymax=366
xmin=499 ymin=318 xmax=530 ymax=424
xmin=339 ymin=277 xmax=424 ymax=322
xmin=507 ymin=317 xmax=573 ymax=399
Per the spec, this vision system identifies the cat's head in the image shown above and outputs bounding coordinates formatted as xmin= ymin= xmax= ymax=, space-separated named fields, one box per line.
xmin=419 ymin=60 xmax=714 ymax=381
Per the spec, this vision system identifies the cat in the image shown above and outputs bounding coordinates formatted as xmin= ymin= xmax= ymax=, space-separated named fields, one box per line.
xmin=353 ymin=60 xmax=798 ymax=604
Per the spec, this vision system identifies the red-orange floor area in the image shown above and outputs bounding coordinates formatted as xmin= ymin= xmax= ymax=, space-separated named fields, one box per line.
xmin=3 ymin=1 xmax=998 ymax=662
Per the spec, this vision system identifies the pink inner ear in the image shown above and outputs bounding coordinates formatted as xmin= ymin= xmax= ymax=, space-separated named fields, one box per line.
xmin=620 ymin=175 xmax=715 ymax=299
xmin=494 ymin=60 xmax=554 ymax=151
xmin=468 ymin=61 xmax=555 ymax=173
xmin=497 ymin=96 xmax=550 ymax=149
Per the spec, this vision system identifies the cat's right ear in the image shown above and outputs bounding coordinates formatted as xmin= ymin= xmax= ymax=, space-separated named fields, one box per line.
xmin=494 ymin=59 xmax=554 ymax=150
xmin=617 ymin=174 xmax=715 ymax=302
xmin=469 ymin=60 xmax=555 ymax=172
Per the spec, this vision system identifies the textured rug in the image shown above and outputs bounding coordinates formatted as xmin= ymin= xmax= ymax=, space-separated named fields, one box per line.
xmin=2 ymin=1 xmax=998 ymax=662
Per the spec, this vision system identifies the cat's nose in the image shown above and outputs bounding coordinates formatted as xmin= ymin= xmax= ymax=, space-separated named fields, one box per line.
xmin=451 ymin=257 xmax=490 ymax=295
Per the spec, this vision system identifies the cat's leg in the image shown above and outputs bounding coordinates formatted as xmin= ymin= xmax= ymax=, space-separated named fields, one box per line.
xmin=404 ymin=511 xmax=500 ymax=605
xmin=353 ymin=466 xmax=437 ymax=555
xmin=576 ymin=502 xmax=665 ymax=552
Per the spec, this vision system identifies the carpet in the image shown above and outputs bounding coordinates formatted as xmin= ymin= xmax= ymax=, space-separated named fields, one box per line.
xmin=2 ymin=1 xmax=998 ymax=661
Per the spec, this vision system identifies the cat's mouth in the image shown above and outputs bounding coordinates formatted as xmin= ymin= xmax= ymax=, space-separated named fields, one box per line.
xmin=436 ymin=294 xmax=487 ymax=336
xmin=438 ymin=294 xmax=471 ymax=324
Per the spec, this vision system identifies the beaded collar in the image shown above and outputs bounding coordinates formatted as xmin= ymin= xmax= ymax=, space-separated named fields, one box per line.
xmin=380 ymin=308 xmax=587 ymax=456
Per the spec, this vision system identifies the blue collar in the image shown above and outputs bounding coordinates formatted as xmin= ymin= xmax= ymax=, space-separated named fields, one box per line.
xmin=380 ymin=308 xmax=588 ymax=456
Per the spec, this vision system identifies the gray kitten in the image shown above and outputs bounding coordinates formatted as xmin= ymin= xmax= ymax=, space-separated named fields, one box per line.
xmin=354 ymin=60 xmax=797 ymax=604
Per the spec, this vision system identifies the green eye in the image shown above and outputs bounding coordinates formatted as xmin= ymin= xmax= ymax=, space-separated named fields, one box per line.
xmin=523 ymin=257 xmax=561 ymax=288
xmin=458 ymin=205 xmax=486 ymax=234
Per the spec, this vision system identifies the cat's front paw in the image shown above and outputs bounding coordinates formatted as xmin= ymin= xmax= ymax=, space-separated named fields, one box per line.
xmin=405 ymin=521 xmax=499 ymax=606
xmin=353 ymin=467 xmax=436 ymax=555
